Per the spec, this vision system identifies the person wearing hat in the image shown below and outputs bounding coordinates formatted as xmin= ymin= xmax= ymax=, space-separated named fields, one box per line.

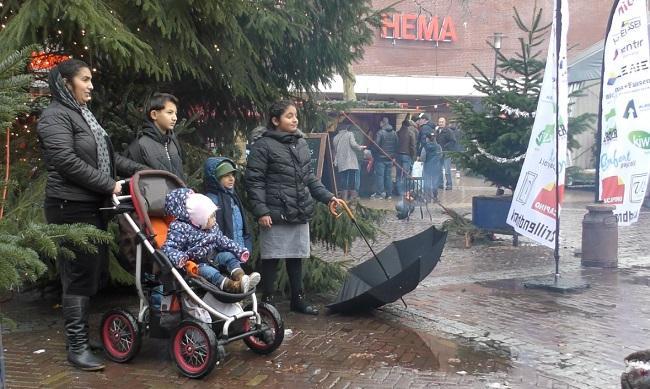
xmin=162 ymin=188 xmax=259 ymax=293
xmin=415 ymin=112 xmax=435 ymax=155
xmin=203 ymin=157 xmax=253 ymax=258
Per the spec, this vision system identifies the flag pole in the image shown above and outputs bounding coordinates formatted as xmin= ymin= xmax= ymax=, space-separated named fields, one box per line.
xmin=522 ymin=0 xmax=589 ymax=292
xmin=553 ymin=0 xmax=562 ymax=280
xmin=595 ymin=0 xmax=620 ymax=203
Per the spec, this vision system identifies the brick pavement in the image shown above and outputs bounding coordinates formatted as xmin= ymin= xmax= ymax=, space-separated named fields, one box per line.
xmin=2 ymin=292 xmax=517 ymax=388
xmin=318 ymin=178 xmax=650 ymax=389
xmin=3 ymin=176 xmax=649 ymax=388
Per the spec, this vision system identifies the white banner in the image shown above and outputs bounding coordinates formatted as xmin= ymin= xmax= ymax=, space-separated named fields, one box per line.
xmin=507 ymin=0 xmax=568 ymax=249
xmin=599 ymin=0 xmax=650 ymax=226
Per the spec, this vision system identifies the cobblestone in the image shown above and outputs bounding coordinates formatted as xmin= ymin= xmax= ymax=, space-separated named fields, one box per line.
xmin=3 ymin=177 xmax=649 ymax=387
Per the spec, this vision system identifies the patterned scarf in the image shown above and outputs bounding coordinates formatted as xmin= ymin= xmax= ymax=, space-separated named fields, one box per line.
xmin=48 ymin=68 xmax=111 ymax=176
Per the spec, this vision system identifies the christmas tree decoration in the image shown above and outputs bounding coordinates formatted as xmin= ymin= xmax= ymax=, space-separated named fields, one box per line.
xmin=450 ymin=5 xmax=594 ymax=191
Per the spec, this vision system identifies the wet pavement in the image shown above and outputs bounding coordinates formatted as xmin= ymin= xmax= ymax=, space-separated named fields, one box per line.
xmin=2 ymin=174 xmax=649 ymax=388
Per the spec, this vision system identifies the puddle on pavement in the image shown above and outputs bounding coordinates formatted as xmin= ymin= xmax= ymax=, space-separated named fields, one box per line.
xmin=409 ymin=327 xmax=513 ymax=374
xmin=281 ymin=307 xmax=514 ymax=377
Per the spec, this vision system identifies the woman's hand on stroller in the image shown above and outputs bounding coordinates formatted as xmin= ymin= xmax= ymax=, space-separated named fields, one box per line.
xmin=184 ymin=260 xmax=199 ymax=277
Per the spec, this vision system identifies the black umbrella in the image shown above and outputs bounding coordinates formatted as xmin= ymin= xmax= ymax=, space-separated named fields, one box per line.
xmin=327 ymin=203 xmax=447 ymax=313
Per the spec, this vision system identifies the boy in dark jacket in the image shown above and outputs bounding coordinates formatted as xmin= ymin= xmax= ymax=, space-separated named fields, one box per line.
xmin=161 ymin=188 xmax=260 ymax=293
xmin=203 ymin=157 xmax=252 ymax=258
xmin=125 ymin=93 xmax=185 ymax=180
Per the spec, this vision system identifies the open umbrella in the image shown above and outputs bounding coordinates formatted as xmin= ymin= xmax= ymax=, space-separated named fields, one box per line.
xmin=327 ymin=203 xmax=447 ymax=313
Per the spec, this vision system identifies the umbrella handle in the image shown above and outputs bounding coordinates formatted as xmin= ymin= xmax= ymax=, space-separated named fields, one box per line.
xmin=333 ymin=200 xmax=355 ymax=221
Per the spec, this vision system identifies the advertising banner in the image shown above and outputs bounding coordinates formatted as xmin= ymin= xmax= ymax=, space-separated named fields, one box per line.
xmin=507 ymin=0 xmax=568 ymax=249
xmin=598 ymin=0 xmax=650 ymax=226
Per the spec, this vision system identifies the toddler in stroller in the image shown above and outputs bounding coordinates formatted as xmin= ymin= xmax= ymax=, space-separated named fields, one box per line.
xmin=101 ymin=170 xmax=283 ymax=379
xmin=161 ymin=188 xmax=260 ymax=293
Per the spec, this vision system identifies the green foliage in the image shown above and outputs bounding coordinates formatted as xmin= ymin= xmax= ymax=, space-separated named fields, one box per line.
xmin=310 ymin=202 xmax=385 ymax=251
xmin=450 ymin=5 xmax=595 ymax=190
xmin=0 ymin=221 xmax=112 ymax=290
xmin=1 ymin=0 xmax=385 ymax=148
xmin=438 ymin=203 xmax=490 ymax=244
xmin=0 ymin=45 xmax=37 ymax=130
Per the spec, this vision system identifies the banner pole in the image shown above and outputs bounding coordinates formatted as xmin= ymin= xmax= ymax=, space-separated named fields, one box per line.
xmin=595 ymin=0 xmax=619 ymax=203
xmin=554 ymin=0 xmax=562 ymax=279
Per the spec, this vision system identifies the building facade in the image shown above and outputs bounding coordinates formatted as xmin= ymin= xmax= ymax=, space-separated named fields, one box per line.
xmin=322 ymin=0 xmax=613 ymax=107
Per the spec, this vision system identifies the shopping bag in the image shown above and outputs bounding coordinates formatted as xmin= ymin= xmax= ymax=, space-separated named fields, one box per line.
xmin=411 ymin=161 xmax=423 ymax=178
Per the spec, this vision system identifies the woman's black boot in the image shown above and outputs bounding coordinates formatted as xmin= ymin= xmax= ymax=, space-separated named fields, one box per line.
xmin=63 ymin=295 xmax=105 ymax=371
xmin=261 ymin=258 xmax=279 ymax=304
xmin=286 ymin=259 xmax=319 ymax=315
xmin=289 ymin=291 xmax=319 ymax=315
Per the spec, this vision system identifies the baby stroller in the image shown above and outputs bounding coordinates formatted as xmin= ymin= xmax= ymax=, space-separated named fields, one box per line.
xmin=100 ymin=170 xmax=284 ymax=378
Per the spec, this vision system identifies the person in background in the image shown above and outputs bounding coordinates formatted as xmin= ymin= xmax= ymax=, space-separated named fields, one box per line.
xmin=37 ymin=59 xmax=147 ymax=371
xmin=333 ymin=123 xmax=366 ymax=200
xmin=245 ymin=100 xmax=344 ymax=315
xmin=396 ymin=116 xmax=417 ymax=196
xmin=420 ymin=132 xmax=443 ymax=202
xmin=436 ymin=116 xmax=456 ymax=190
xmin=370 ymin=117 xmax=397 ymax=200
xmin=416 ymin=112 xmax=435 ymax=154
xmin=125 ymin=92 xmax=184 ymax=181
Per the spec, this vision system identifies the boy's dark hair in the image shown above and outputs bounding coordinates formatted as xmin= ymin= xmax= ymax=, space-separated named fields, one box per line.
xmin=146 ymin=92 xmax=179 ymax=120
xmin=56 ymin=59 xmax=89 ymax=83
xmin=267 ymin=100 xmax=295 ymax=129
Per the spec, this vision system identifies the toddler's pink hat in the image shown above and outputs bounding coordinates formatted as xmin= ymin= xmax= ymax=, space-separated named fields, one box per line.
xmin=186 ymin=193 xmax=218 ymax=229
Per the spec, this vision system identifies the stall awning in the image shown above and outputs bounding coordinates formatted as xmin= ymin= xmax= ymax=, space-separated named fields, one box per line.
xmin=319 ymin=74 xmax=484 ymax=98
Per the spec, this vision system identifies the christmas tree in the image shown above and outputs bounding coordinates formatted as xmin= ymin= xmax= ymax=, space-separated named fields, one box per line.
xmin=451 ymin=5 xmax=594 ymax=191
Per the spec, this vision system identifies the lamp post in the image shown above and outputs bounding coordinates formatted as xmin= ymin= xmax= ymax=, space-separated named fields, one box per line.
xmin=492 ymin=32 xmax=504 ymax=81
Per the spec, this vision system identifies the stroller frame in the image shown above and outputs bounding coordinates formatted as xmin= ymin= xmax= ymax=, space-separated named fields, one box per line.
xmin=101 ymin=170 xmax=283 ymax=378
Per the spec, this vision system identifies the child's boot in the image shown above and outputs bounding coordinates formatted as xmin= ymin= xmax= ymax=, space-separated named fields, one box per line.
xmin=222 ymin=275 xmax=250 ymax=293
xmin=231 ymin=268 xmax=261 ymax=291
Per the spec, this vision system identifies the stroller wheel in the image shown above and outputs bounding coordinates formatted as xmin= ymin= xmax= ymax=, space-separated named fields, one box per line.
xmin=170 ymin=319 xmax=218 ymax=379
xmin=242 ymin=302 xmax=284 ymax=355
xmin=101 ymin=308 xmax=142 ymax=363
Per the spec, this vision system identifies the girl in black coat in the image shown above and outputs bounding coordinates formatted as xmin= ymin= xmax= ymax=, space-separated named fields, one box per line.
xmin=37 ymin=59 xmax=146 ymax=371
xmin=245 ymin=101 xmax=344 ymax=315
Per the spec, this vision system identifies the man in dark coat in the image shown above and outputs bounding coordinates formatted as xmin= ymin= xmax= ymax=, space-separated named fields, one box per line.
xmin=371 ymin=117 xmax=398 ymax=200
xmin=416 ymin=112 xmax=435 ymax=154
xmin=125 ymin=93 xmax=185 ymax=180
xmin=436 ymin=116 xmax=456 ymax=190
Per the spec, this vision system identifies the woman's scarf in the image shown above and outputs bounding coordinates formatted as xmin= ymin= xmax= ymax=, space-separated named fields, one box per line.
xmin=48 ymin=68 xmax=111 ymax=176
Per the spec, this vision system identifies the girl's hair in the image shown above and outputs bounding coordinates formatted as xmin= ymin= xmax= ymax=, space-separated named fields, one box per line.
xmin=56 ymin=59 xmax=90 ymax=83
xmin=267 ymin=100 xmax=295 ymax=129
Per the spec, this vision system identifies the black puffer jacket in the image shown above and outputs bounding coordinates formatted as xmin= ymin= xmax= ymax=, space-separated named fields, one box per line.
xmin=245 ymin=129 xmax=334 ymax=224
xmin=124 ymin=121 xmax=185 ymax=180
xmin=37 ymin=100 xmax=146 ymax=202
xmin=375 ymin=125 xmax=398 ymax=160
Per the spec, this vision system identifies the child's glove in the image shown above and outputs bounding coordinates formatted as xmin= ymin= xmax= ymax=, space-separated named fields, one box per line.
xmin=184 ymin=260 xmax=198 ymax=277
xmin=240 ymin=251 xmax=250 ymax=263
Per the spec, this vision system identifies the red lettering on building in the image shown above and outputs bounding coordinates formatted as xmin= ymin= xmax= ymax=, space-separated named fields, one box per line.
xmin=381 ymin=13 xmax=457 ymax=43
xmin=439 ymin=16 xmax=458 ymax=42
xmin=417 ymin=15 xmax=438 ymax=41
xmin=400 ymin=14 xmax=417 ymax=40
xmin=381 ymin=13 xmax=400 ymax=39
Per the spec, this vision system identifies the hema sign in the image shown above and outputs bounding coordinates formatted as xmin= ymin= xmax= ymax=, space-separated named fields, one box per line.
xmin=380 ymin=13 xmax=458 ymax=43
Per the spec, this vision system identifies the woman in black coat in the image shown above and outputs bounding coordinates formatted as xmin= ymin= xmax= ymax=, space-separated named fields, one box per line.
xmin=245 ymin=100 xmax=344 ymax=315
xmin=37 ymin=59 xmax=146 ymax=371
